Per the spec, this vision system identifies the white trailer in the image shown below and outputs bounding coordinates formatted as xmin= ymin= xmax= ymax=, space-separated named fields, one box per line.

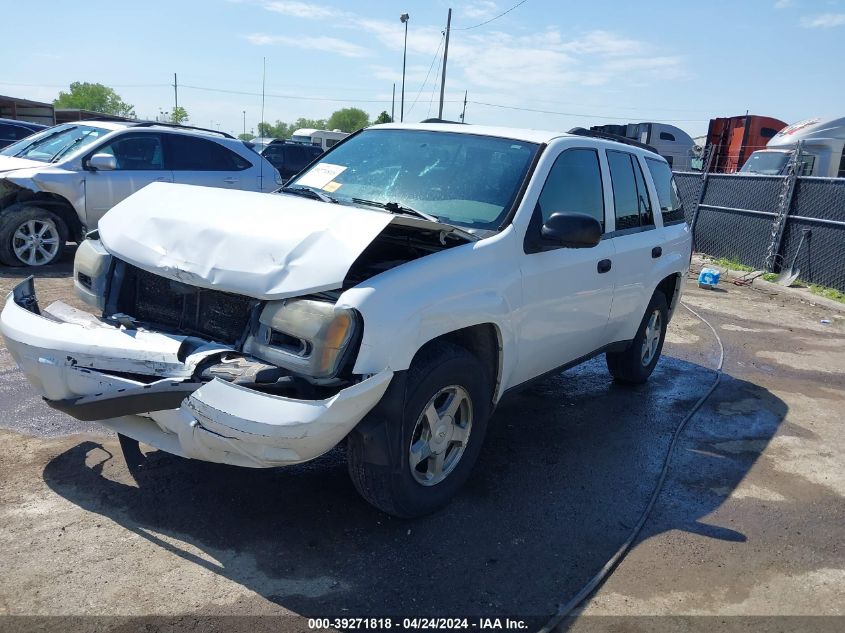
xmin=290 ymin=128 xmax=349 ymax=151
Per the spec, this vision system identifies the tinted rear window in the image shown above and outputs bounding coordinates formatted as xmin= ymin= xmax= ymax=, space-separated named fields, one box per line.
xmin=166 ymin=135 xmax=252 ymax=171
xmin=0 ymin=124 xmax=34 ymax=141
xmin=645 ymin=157 xmax=685 ymax=224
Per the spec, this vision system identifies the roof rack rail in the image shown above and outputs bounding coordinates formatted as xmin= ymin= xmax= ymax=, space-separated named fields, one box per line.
xmin=131 ymin=121 xmax=236 ymax=139
xmin=567 ymin=127 xmax=658 ymax=154
xmin=420 ymin=118 xmax=466 ymax=124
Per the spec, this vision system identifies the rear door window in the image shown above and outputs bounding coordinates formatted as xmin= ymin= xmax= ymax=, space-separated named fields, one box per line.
xmin=607 ymin=150 xmax=655 ymax=231
xmin=0 ymin=124 xmax=16 ymax=142
xmin=284 ymin=145 xmax=310 ymax=172
xmin=645 ymin=157 xmax=685 ymax=224
xmin=262 ymin=145 xmax=284 ymax=167
xmin=0 ymin=124 xmax=33 ymax=142
xmin=165 ymin=135 xmax=252 ymax=171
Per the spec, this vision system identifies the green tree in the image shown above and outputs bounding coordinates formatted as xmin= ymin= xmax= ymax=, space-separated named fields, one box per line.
xmin=256 ymin=122 xmax=276 ymax=138
xmin=54 ymin=82 xmax=135 ymax=117
xmin=238 ymin=133 xmax=255 ymax=141
xmin=327 ymin=108 xmax=369 ymax=133
xmin=257 ymin=120 xmax=292 ymax=138
xmin=292 ymin=117 xmax=327 ymax=131
xmin=374 ymin=111 xmax=392 ymax=124
xmin=274 ymin=121 xmax=293 ymax=137
xmin=169 ymin=106 xmax=189 ymax=125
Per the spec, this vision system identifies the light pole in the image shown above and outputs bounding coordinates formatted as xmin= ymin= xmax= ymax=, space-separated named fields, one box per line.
xmin=400 ymin=13 xmax=409 ymax=122
xmin=243 ymin=110 xmax=246 ymax=137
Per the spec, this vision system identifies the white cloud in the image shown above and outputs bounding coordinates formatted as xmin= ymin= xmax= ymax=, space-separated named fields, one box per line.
xmin=774 ymin=0 xmax=794 ymax=8
xmin=462 ymin=1 xmax=500 ymax=20
xmin=800 ymin=13 xmax=845 ymax=28
xmin=245 ymin=33 xmax=371 ymax=57
xmin=257 ymin=0 xmax=341 ymax=19
xmin=556 ymin=30 xmax=647 ymax=57
xmin=243 ymin=1 xmax=687 ymax=106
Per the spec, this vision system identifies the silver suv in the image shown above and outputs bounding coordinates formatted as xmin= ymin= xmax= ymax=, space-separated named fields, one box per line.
xmin=0 ymin=121 xmax=281 ymax=267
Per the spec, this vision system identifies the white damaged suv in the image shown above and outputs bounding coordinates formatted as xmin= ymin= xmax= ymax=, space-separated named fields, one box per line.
xmin=1 ymin=123 xmax=691 ymax=517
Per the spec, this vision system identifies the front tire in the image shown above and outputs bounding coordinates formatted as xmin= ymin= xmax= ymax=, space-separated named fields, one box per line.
xmin=606 ymin=291 xmax=669 ymax=384
xmin=0 ymin=206 xmax=68 ymax=267
xmin=348 ymin=341 xmax=492 ymax=518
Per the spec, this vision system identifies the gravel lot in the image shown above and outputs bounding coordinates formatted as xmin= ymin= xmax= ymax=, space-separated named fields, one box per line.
xmin=0 ymin=251 xmax=842 ymax=631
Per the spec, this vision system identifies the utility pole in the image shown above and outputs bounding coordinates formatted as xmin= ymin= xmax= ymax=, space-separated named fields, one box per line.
xmin=243 ymin=110 xmax=246 ymax=137
xmin=438 ymin=8 xmax=452 ymax=120
xmin=173 ymin=73 xmax=178 ymax=110
xmin=391 ymin=83 xmax=396 ymax=122
xmin=460 ymin=90 xmax=468 ymax=123
xmin=400 ymin=13 xmax=410 ymax=122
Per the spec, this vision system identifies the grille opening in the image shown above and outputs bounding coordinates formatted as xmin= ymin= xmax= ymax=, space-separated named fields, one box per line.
xmin=115 ymin=264 xmax=257 ymax=345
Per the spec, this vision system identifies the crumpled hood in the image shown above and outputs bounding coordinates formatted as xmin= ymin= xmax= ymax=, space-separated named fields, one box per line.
xmin=99 ymin=182 xmax=394 ymax=300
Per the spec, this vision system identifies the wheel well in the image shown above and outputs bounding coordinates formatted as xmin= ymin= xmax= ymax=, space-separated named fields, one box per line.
xmin=2 ymin=193 xmax=82 ymax=242
xmin=656 ymin=273 xmax=681 ymax=313
xmin=413 ymin=324 xmax=502 ymax=403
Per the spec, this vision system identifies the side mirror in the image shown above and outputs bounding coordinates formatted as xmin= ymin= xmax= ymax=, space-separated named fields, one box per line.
xmin=540 ymin=212 xmax=602 ymax=248
xmin=88 ymin=153 xmax=117 ymax=171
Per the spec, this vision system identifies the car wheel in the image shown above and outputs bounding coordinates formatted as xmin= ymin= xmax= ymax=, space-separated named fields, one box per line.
xmin=347 ymin=341 xmax=492 ymax=518
xmin=0 ymin=207 xmax=68 ymax=267
xmin=606 ymin=291 xmax=669 ymax=384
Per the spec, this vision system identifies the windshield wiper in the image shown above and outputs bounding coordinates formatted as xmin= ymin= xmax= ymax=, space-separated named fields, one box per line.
xmin=280 ymin=185 xmax=337 ymax=203
xmin=6 ymin=129 xmax=64 ymax=158
xmin=50 ymin=136 xmax=86 ymax=163
xmin=351 ymin=198 xmax=439 ymax=223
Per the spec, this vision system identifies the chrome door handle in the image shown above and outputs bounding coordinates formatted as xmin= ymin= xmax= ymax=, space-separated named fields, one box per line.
xmin=223 ymin=177 xmax=238 ymax=184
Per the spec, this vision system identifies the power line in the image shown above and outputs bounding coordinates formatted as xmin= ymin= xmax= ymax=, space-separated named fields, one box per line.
xmin=0 ymin=81 xmax=168 ymax=89
xmin=181 ymin=84 xmax=393 ymax=104
xmin=2 ymin=78 xmax=712 ymax=123
xmin=428 ymin=45 xmax=446 ymax=118
xmin=467 ymin=100 xmax=710 ymax=122
xmin=407 ymin=32 xmax=445 ymax=116
xmin=453 ymin=0 xmax=529 ymax=31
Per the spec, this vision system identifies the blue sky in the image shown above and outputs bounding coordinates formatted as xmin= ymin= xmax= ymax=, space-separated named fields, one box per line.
xmin=3 ymin=0 xmax=843 ymax=137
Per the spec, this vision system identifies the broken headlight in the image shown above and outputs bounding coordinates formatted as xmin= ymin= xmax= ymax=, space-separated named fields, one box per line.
xmin=245 ymin=299 xmax=360 ymax=379
xmin=73 ymin=238 xmax=112 ymax=310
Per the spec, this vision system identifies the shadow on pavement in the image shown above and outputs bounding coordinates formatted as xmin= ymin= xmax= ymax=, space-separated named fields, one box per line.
xmin=42 ymin=356 xmax=786 ymax=620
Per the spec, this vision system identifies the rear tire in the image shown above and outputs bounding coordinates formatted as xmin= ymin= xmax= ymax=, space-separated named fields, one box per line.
xmin=606 ymin=292 xmax=668 ymax=384
xmin=348 ymin=341 xmax=492 ymax=518
xmin=0 ymin=206 xmax=68 ymax=267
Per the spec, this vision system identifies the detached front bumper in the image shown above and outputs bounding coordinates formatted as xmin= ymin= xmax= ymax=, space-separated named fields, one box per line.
xmin=0 ymin=278 xmax=392 ymax=467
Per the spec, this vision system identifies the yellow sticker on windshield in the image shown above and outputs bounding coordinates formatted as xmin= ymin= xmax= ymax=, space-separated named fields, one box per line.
xmin=323 ymin=181 xmax=342 ymax=193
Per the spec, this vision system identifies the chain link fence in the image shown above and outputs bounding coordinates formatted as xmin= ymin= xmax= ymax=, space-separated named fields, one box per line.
xmin=674 ymin=170 xmax=845 ymax=292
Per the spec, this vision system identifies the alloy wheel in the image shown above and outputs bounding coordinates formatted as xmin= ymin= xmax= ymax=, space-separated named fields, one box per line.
xmin=640 ymin=309 xmax=662 ymax=366
xmin=409 ymin=385 xmax=473 ymax=486
xmin=12 ymin=219 xmax=60 ymax=266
